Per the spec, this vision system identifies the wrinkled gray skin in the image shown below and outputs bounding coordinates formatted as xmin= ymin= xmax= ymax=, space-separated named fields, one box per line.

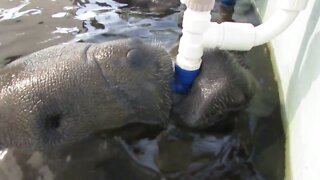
xmin=172 ymin=50 xmax=256 ymax=129
xmin=0 ymin=39 xmax=172 ymax=150
xmin=0 ymin=39 xmax=255 ymax=150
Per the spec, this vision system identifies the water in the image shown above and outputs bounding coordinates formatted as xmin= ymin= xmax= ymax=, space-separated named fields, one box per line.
xmin=0 ymin=0 xmax=284 ymax=179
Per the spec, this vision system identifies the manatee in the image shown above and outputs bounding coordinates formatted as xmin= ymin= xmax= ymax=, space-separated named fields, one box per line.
xmin=0 ymin=38 xmax=255 ymax=150
xmin=0 ymin=39 xmax=172 ymax=150
xmin=171 ymin=50 xmax=256 ymax=129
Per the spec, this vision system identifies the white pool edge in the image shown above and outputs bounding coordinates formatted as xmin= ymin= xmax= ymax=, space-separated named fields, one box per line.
xmin=255 ymin=0 xmax=320 ymax=179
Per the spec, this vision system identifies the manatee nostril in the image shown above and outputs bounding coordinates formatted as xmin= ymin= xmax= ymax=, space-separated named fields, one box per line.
xmin=126 ymin=48 xmax=146 ymax=69
xmin=45 ymin=114 xmax=61 ymax=129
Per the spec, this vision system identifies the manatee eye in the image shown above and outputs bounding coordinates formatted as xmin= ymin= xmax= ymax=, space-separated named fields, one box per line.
xmin=45 ymin=114 xmax=61 ymax=129
xmin=126 ymin=48 xmax=146 ymax=70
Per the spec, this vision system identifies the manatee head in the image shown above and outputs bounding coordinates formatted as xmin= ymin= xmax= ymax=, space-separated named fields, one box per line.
xmin=0 ymin=39 xmax=173 ymax=150
xmin=171 ymin=50 xmax=256 ymax=129
xmin=87 ymin=39 xmax=173 ymax=125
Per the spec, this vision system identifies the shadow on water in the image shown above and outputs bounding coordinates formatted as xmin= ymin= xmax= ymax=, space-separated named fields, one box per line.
xmin=0 ymin=0 xmax=284 ymax=179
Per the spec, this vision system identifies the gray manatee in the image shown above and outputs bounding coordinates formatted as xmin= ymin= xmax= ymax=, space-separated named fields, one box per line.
xmin=0 ymin=39 xmax=255 ymax=150
xmin=172 ymin=50 xmax=256 ymax=129
xmin=0 ymin=39 xmax=172 ymax=149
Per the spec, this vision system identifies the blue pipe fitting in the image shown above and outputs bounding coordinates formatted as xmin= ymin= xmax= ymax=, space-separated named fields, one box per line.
xmin=171 ymin=65 xmax=200 ymax=94
xmin=221 ymin=0 xmax=236 ymax=7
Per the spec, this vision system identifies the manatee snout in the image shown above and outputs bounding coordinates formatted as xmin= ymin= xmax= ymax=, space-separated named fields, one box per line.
xmin=88 ymin=39 xmax=173 ymax=124
xmin=171 ymin=50 xmax=256 ymax=129
xmin=0 ymin=39 xmax=172 ymax=149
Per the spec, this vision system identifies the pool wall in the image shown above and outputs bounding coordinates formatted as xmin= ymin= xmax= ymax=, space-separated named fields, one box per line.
xmin=253 ymin=0 xmax=320 ymax=179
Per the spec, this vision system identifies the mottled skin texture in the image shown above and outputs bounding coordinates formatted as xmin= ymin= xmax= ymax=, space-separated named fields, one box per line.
xmin=172 ymin=50 xmax=256 ymax=129
xmin=0 ymin=39 xmax=255 ymax=150
xmin=0 ymin=39 xmax=172 ymax=149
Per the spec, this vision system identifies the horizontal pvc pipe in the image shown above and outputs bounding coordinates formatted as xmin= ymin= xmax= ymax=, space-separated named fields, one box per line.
xmin=202 ymin=9 xmax=300 ymax=50
xmin=203 ymin=22 xmax=255 ymax=50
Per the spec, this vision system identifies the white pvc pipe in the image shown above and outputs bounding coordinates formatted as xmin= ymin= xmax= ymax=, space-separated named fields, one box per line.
xmin=186 ymin=0 xmax=308 ymax=52
xmin=175 ymin=0 xmax=308 ymax=86
xmin=176 ymin=9 xmax=211 ymax=71
xmin=173 ymin=0 xmax=308 ymax=93
xmin=254 ymin=10 xmax=299 ymax=46
xmin=202 ymin=8 xmax=301 ymax=50
xmin=203 ymin=22 xmax=256 ymax=50
xmin=253 ymin=0 xmax=308 ymax=46
xmin=202 ymin=22 xmax=220 ymax=49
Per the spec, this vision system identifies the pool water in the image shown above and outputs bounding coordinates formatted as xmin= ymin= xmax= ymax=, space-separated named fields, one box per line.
xmin=0 ymin=0 xmax=284 ymax=179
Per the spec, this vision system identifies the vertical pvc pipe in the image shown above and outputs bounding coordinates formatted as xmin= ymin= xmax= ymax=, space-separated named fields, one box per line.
xmin=172 ymin=0 xmax=215 ymax=94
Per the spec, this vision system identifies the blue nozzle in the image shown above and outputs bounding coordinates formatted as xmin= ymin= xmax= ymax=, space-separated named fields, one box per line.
xmin=171 ymin=65 xmax=200 ymax=94
xmin=221 ymin=0 xmax=236 ymax=7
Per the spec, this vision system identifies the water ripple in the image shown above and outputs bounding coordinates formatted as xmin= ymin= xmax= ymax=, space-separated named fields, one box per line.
xmin=0 ymin=0 xmax=41 ymax=22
